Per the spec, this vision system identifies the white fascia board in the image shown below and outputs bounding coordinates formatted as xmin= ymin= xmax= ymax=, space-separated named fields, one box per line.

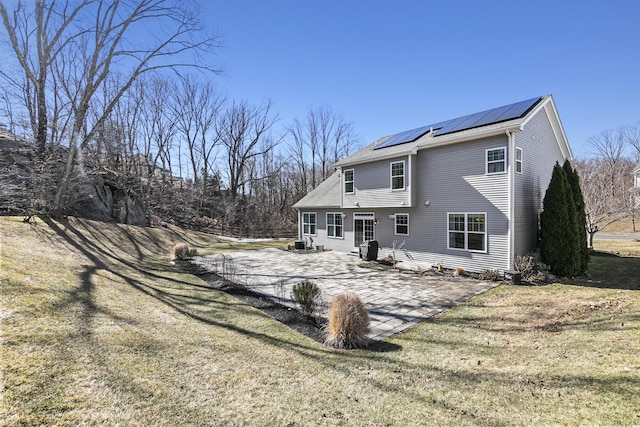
xmin=334 ymin=142 xmax=422 ymax=168
xmin=548 ymin=102 xmax=573 ymax=160
xmin=415 ymin=120 xmax=523 ymax=151
xmin=521 ymin=95 xmax=572 ymax=160
xmin=341 ymin=123 xmax=524 ymax=168
xmin=519 ymin=94 xmax=552 ymax=128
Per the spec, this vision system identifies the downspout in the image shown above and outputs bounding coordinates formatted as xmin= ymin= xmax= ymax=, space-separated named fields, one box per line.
xmin=408 ymin=150 xmax=417 ymax=207
xmin=337 ymin=167 xmax=343 ymax=208
xmin=506 ymin=129 xmax=517 ymax=270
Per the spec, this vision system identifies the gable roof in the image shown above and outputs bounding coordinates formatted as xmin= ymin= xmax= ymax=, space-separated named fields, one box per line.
xmin=292 ymin=171 xmax=341 ymax=209
xmin=334 ymin=95 xmax=571 ymax=168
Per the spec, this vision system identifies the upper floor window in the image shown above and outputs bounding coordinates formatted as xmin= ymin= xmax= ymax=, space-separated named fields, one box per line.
xmin=344 ymin=169 xmax=354 ymax=194
xmin=391 ymin=161 xmax=405 ymax=190
xmin=302 ymin=212 xmax=316 ymax=236
xmin=448 ymin=213 xmax=486 ymax=252
xmin=486 ymin=147 xmax=506 ymax=174
xmin=395 ymin=213 xmax=409 ymax=235
xmin=326 ymin=213 xmax=343 ymax=238
xmin=515 ymin=147 xmax=523 ymax=174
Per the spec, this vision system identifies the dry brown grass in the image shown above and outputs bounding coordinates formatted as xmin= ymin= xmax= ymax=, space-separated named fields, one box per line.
xmin=1 ymin=217 xmax=639 ymax=426
xmin=597 ymin=215 xmax=640 ymax=233
xmin=593 ymin=238 xmax=640 ymax=257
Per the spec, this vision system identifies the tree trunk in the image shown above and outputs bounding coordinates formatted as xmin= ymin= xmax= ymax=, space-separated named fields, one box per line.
xmin=53 ymin=129 xmax=80 ymax=218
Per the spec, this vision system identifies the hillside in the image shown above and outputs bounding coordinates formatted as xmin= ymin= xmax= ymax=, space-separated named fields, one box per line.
xmin=0 ymin=130 xmax=146 ymax=225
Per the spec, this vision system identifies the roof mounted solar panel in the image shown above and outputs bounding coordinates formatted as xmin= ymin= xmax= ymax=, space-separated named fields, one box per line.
xmin=374 ymin=124 xmax=432 ymax=150
xmin=373 ymin=96 xmax=543 ymax=150
xmin=470 ymin=104 xmax=513 ymax=127
xmin=435 ymin=96 xmax=542 ymax=136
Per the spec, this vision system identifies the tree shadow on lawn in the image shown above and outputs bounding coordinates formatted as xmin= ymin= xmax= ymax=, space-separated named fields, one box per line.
xmin=38 ymin=216 xmax=404 ymax=360
xmin=16 ymin=218 xmax=640 ymax=425
xmin=569 ymin=251 xmax=640 ymax=291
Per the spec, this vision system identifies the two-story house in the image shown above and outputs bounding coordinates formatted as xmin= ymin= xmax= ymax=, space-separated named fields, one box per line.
xmin=293 ymin=95 xmax=572 ymax=273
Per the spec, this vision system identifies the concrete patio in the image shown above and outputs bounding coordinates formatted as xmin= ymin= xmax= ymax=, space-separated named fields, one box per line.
xmin=194 ymin=248 xmax=500 ymax=342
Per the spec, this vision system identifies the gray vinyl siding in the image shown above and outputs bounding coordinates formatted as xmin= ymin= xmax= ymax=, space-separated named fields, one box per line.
xmin=315 ymin=135 xmax=513 ymax=272
xmin=513 ymin=107 xmax=566 ymax=256
xmin=397 ymin=135 xmax=511 ymax=272
xmin=300 ymin=105 xmax=568 ymax=273
xmin=343 ymin=156 xmax=411 ymax=208
xmin=298 ymin=209 xmax=355 ymax=253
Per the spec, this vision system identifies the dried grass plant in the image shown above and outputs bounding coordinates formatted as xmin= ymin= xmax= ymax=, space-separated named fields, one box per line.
xmin=324 ymin=293 xmax=370 ymax=349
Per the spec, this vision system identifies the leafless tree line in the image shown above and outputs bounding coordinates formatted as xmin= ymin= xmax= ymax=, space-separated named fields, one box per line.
xmin=0 ymin=0 xmax=360 ymax=235
xmin=573 ymin=124 xmax=640 ymax=245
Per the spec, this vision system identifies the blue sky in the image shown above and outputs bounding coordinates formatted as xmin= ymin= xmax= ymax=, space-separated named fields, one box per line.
xmin=201 ymin=0 xmax=640 ymax=159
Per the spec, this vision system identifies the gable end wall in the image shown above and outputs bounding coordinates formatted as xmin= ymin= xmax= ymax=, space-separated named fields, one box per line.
xmin=513 ymin=106 xmax=567 ymax=256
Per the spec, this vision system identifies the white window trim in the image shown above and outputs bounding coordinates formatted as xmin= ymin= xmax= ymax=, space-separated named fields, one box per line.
xmin=515 ymin=147 xmax=523 ymax=174
xmin=447 ymin=212 xmax=487 ymax=253
xmin=390 ymin=160 xmax=405 ymax=191
xmin=302 ymin=212 xmax=317 ymax=236
xmin=326 ymin=212 xmax=344 ymax=239
xmin=394 ymin=213 xmax=409 ymax=236
xmin=486 ymin=147 xmax=507 ymax=175
xmin=344 ymin=169 xmax=354 ymax=194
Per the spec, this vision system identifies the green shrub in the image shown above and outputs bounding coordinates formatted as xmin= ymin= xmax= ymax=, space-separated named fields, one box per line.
xmin=291 ymin=280 xmax=321 ymax=316
xmin=563 ymin=159 xmax=589 ymax=273
xmin=323 ymin=293 xmax=370 ymax=349
xmin=540 ymin=162 xmax=583 ymax=277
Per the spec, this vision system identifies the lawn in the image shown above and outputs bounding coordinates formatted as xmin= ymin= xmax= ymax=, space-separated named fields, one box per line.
xmin=1 ymin=216 xmax=639 ymax=426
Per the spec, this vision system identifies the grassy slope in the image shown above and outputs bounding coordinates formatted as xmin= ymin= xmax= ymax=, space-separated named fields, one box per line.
xmin=1 ymin=217 xmax=639 ymax=426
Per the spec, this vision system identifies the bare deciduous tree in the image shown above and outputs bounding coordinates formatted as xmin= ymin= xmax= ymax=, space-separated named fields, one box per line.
xmin=1 ymin=0 xmax=221 ymax=218
xmin=172 ymin=76 xmax=225 ymax=208
xmin=574 ymin=157 xmax=635 ymax=246
xmin=286 ymin=106 xmax=360 ymax=193
xmin=0 ymin=0 xmax=89 ymax=156
xmin=219 ymin=99 xmax=279 ymax=202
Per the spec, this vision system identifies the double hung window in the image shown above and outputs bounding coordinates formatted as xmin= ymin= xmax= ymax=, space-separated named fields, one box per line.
xmin=302 ymin=212 xmax=316 ymax=236
xmin=344 ymin=169 xmax=354 ymax=194
xmin=486 ymin=147 xmax=506 ymax=174
xmin=448 ymin=213 xmax=486 ymax=252
xmin=326 ymin=213 xmax=343 ymax=238
xmin=391 ymin=161 xmax=405 ymax=190
xmin=395 ymin=213 xmax=409 ymax=235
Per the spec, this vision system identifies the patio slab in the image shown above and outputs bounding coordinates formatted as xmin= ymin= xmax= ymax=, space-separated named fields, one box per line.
xmin=194 ymin=248 xmax=499 ymax=342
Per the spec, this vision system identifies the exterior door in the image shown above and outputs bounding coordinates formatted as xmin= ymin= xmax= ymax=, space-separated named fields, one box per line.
xmin=354 ymin=213 xmax=375 ymax=247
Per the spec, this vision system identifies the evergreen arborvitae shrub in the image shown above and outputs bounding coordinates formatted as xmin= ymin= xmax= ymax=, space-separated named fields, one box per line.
xmin=324 ymin=293 xmax=370 ymax=349
xmin=563 ymin=159 xmax=590 ymax=274
xmin=540 ymin=162 xmax=582 ymax=277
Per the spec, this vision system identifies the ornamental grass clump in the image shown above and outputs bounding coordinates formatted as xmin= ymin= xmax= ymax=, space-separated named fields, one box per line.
xmin=172 ymin=243 xmax=190 ymax=260
xmin=291 ymin=280 xmax=320 ymax=316
xmin=324 ymin=293 xmax=370 ymax=349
